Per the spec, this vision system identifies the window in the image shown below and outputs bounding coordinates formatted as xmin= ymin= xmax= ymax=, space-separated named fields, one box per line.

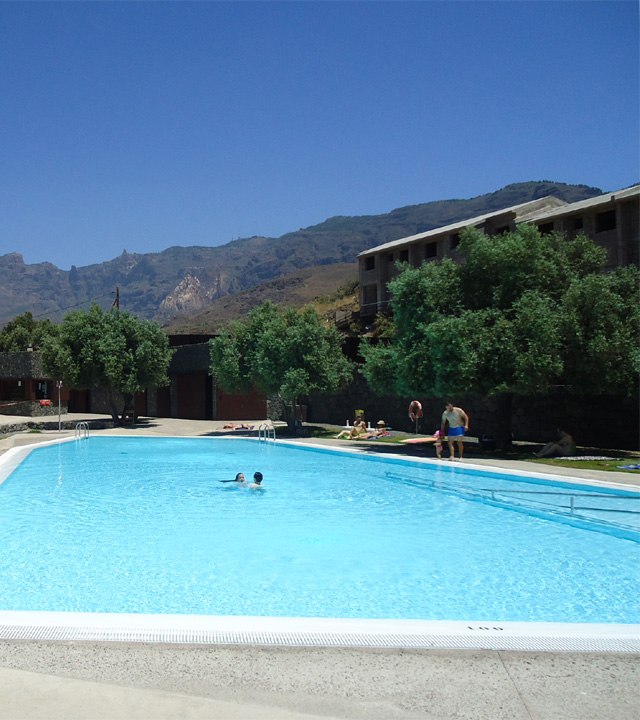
xmin=425 ymin=242 xmax=437 ymax=259
xmin=450 ymin=233 xmax=461 ymax=250
xmin=399 ymin=249 xmax=409 ymax=262
xmin=537 ymin=222 xmax=554 ymax=234
xmin=364 ymin=256 xmax=375 ymax=272
xmin=573 ymin=217 xmax=583 ymax=230
xmin=596 ymin=210 xmax=616 ymax=233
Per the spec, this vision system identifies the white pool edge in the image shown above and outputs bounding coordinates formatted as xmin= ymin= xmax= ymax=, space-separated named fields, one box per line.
xmin=0 ymin=611 xmax=638 ymax=652
xmin=1 ymin=436 xmax=638 ymax=652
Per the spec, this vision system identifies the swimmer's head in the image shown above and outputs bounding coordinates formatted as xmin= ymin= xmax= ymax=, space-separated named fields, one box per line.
xmin=253 ymin=472 xmax=263 ymax=484
xmin=235 ymin=473 xmax=245 ymax=482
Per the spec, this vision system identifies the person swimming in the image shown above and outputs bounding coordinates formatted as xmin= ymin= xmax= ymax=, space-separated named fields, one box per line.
xmin=220 ymin=473 xmax=246 ymax=483
xmin=249 ymin=472 xmax=264 ymax=488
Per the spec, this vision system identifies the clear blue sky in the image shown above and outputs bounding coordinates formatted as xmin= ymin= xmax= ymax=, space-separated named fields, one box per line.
xmin=1 ymin=1 xmax=637 ymax=270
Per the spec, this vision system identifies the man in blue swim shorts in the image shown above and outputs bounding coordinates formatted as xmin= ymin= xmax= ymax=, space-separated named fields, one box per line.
xmin=441 ymin=400 xmax=470 ymax=461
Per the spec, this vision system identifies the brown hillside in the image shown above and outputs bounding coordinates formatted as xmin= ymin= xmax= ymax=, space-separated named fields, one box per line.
xmin=164 ymin=263 xmax=359 ymax=333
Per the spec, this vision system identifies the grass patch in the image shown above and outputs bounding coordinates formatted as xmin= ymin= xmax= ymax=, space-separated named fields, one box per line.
xmin=529 ymin=457 xmax=639 ymax=474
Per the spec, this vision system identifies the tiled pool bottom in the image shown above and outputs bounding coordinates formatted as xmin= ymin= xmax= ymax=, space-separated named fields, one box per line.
xmin=0 ymin=612 xmax=638 ymax=653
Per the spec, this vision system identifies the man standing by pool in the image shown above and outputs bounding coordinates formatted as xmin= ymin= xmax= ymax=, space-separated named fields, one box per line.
xmin=441 ymin=400 xmax=469 ymax=461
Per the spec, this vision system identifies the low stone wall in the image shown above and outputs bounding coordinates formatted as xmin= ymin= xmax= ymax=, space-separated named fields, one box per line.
xmin=0 ymin=401 xmax=67 ymax=417
xmin=0 ymin=418 xmax=113 ymax=435
xmin=301 ymin=376 xmax=639 ymax=450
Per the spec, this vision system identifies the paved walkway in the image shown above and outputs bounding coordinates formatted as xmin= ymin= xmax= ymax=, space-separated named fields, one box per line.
xmin=0 ymin=415 xmax=638 ymax=719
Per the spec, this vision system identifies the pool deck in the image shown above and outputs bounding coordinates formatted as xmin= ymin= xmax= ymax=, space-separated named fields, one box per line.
xmin=0 ymin=414 xmax=638 ymax=720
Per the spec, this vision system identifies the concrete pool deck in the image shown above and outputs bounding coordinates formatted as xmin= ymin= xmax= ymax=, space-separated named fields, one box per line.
xmin=0 ymin=414 xmax=638 ymax=719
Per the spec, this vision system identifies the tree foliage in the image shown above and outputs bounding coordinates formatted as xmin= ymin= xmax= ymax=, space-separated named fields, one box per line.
xmin=0 ymin=311 xmax=58 ymax=351
xmin=360 ymin=225 xmax=639 ymax=446
xmin=40 ymin=304 xmax=172 ymax=424
xmin=209 ymin=301 xmax=354 ymax=429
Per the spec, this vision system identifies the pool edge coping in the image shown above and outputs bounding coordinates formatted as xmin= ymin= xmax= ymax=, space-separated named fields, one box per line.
xmin=0 ymin=611 xmax=638 ymax=653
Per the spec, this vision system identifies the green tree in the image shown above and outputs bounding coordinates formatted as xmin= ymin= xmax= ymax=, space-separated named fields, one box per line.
xmin=40 ymin=304 xmax=172 ymax=425
xmin=360 ymin=225 xmax=640 ymax=448
xmin=0 ymin=311 xmax=58 ymax=351
xmin=210 ymin=301 xmax=354 ymax=431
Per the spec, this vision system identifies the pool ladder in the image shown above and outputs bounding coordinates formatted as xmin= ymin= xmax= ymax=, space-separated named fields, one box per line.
xmin=75 ymin=421 xmax=89 ymax=439
xmin=258 ymin=422 xmax=276 ymax=442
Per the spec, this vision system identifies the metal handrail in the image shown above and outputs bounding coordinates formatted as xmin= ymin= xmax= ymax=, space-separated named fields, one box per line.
xmin=386 ymin=473 xmax=640 ymax=528
xmin=481 ymin=489 xmax=640 ymax=515
xmin=74 ymin=421 xmax=89 ymax=439
xmin=258 ymin=422 xmax=276 ymax=442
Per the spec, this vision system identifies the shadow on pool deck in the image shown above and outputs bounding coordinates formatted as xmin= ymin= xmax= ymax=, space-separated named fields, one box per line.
xmin=0 ymin=414 xmax=638 ymax=719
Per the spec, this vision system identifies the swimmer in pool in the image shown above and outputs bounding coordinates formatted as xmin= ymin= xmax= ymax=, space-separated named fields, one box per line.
xmin=220 ymin=473 xmax=246 ymax=484
xmin=249 ymin=472 xmax=264 ymax=488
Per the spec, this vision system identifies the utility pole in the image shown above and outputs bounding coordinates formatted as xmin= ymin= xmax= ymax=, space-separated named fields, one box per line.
xmin=112 ymin=286 xmax=120 ymax=310
xmin=56 ymin=380 xmax=63 ymax=432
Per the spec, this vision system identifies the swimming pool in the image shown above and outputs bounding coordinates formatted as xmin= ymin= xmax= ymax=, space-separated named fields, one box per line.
xmin=0 ymin=436 xmax=638 ymax=650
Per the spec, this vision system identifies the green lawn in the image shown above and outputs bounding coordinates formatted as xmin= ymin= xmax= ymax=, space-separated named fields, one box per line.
xmin=528 ymin=457 xmax=640 ymax=474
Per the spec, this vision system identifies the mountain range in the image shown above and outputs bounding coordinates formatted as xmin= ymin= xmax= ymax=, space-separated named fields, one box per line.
xmin=1 ymin=181 xmax=603 ymax=329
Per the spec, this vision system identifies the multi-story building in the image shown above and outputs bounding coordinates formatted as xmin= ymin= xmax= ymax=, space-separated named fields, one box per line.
xmin=358 ymin=185 xmax=639 ymax=317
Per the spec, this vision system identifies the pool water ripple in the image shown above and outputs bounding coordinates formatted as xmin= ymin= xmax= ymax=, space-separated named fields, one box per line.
xmin=0 ymin=436 xmax=638 ymax=624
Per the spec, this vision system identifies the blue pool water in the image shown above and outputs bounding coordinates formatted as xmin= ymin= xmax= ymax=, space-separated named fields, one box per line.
xmin=0 ymin=437 xmax=638 ymax=624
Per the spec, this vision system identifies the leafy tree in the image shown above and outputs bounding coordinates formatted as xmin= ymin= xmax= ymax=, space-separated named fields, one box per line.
xmin=40 ymin=304 xmax=172 ymax=425
xmin=0 ymin=311 xmax=58 ymax=351
xmin=210 ymin=301 xmax=354 ymax=431
xmin=360 ymin=225 xmax=639 ymax=448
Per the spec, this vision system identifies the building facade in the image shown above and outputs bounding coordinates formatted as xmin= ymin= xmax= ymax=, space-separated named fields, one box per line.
xmin=0 ymin=350 xmax=69 ymax=417
xmin=0 ymin=338 xmax=267 ymax=422
xmin=358 ymin=185 xmax=639 ymax=316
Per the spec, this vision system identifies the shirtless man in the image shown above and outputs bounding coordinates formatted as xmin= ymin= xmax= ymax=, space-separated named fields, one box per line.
xmin=441 ymin=401 xmax=470 ymax=460
xmin=249 ymin=472 xmax=264 ymax=488
xmin=335 ymin=416 xmax=366 ymax=439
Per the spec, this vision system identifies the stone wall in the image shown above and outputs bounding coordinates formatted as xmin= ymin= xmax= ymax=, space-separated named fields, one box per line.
xmin=88 ymin=388 xmax=121 ymax=416
xmin=267 ymin=395 xmax=286 ymax=422
xmin=0 ymin=418 xmax=112 ymax=435
xmin=0 ymin=351 xmax=44 ymax=378
xmin=0 ymin=400 xmax=66 ymax=417
xmin=300 ymin=376 xmax=639 ymax=450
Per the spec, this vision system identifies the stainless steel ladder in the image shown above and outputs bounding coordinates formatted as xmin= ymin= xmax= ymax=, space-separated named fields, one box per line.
xmin=258 ymin=422 xmax=276 ymax=442
xmin=74 ymin=421 xmax=89 ymax=439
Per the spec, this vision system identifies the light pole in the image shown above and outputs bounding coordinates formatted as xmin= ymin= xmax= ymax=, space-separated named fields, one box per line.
xmin=56 ymin=381 xmax=63 ymax=432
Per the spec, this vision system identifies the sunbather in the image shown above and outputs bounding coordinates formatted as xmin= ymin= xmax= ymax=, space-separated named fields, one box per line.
xmin=535 ymin=429 xmax=575 ymax=458
xmin=356 ymin=420 xmax=390 ymax=439
xmin=335 ymin=417 xmax=366 ymax=439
